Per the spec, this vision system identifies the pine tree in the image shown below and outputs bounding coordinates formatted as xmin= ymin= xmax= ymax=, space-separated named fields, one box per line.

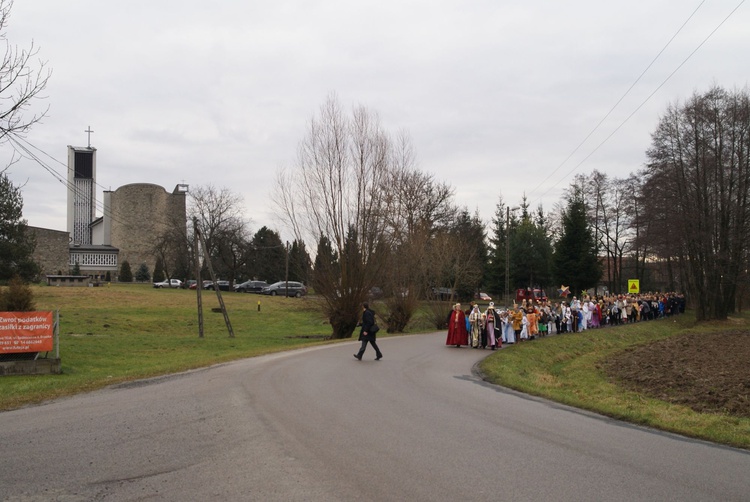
xmin=119 ymin=261 xmax=133 ymax=282
xmin=135 ymin=263 xmax=151 ymax=282
xmin=152 ymin=258 xmax=165 ymax=283
xmin=553 ymin=186 xmax=601 ymax=294
xmin=313 ymin=234 xmax=338 ymax=293
xmin=288 ymin=239 xmax=312 ymax=284
xmin=247 ymin=226 xmax=285 ymax=282
xmin=510 ymin=214 xmax=553 ymax=290
xmin=0 ymin=173 xmax=39 ymax=281
xmin=485 ymin=200 xmax=508 ymax=296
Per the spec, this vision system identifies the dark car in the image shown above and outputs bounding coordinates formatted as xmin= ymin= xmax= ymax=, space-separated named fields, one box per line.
xmin=204 ymin=280 xmax=231 ymax=291
xmin=261 ymin=281 xmax=307 ymax=297
xmin=234 ymin=280 xmax=268 ymax=293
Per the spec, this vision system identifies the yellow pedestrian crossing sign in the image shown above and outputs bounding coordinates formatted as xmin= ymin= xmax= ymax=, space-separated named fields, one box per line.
xmin=628 ymin=279 xmax=640 ymax=294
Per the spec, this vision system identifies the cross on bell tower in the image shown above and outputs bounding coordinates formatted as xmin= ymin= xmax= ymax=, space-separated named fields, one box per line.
xmin=85 ymin=126 xmax=94 ymax=148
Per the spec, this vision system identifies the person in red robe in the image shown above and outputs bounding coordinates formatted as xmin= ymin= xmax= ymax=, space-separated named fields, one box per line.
xmin=446 ymin=303 xmax=468 ymax=347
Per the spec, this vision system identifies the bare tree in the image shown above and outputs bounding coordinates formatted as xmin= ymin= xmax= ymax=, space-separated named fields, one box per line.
xmin=152 ymin=227 xmax=183 ymax=281
xmin=622 ymin=172 xmax=649 ymax=285
xmin=276 ymin=95 xmax=393 ymax=339
xmin=643 ymin=86 xmax=750 ymax=320
xmin=586 ymin=170 xmax=632 ymax=293
xmin=189 ymin=185 xmax=248 ymax=282
xmin=214 ymin=220 xmax=251 ymax=287
xmin=379 ymin=140 xmax=456 ymax=331
xmin=422 ymin=212 xmax=486 ymax=328
xmin=0 ymin=0 xmax=51 ymax=143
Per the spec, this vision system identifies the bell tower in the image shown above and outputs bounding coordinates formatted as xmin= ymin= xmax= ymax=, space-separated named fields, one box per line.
xmin=66 ymin=145 xmax=96 ymax=246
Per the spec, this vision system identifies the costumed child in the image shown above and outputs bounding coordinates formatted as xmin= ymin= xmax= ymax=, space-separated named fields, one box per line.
xmin=484 ymin=303 xmax=501 ymax=350
xmin=469 ymin=304 xmax=482 ymax=348
xmin=445 ymin=303 xmax=468 ymax=347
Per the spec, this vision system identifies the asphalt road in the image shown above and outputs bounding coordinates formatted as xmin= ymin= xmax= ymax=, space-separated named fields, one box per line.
xmin=1 ymin=332 xmax=749 ymax=501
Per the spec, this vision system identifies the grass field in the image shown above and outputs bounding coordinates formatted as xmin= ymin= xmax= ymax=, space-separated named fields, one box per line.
xmin=479 ymin=312 xmax=750 ymax=449
xmin=0 ymin=284 xmax=362 ymax=410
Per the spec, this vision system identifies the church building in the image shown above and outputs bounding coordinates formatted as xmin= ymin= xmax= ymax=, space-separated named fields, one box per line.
xmin=31 ymin=141 xmax=188 ymax=282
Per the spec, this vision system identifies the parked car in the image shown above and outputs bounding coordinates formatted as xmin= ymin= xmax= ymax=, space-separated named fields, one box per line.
xmin=475 ymin=292 xmax=492 ymax=301
xmin=204 ymin=280 xmax=230 ymax=291
xmin=185 ymin=280 xmax=197 ymax=290
xmin=261 ymin=281 xmax=307 ymax=297
xmin=153 ymin=278 xmax=182 ymax=289
xmin=234 ymin=280 xmax=268 ymax=293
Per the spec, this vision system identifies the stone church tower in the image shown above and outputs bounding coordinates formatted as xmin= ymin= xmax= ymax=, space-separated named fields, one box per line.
xmin=104 ymin=183 xmax=188 ymax=277
xmin=62 ymin=144 xmax=187 ymax=280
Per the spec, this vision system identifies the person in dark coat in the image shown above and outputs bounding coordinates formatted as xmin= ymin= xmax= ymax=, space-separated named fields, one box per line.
xmin=354 ymin=303 xmax=383 ymax=361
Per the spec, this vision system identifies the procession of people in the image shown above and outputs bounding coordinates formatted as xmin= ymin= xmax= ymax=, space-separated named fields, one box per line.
xmin=446 ymin=292 xmax=686 ymax=348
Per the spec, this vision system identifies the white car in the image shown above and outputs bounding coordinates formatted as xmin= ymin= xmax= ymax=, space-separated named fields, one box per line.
xmin=153 ymin=279 xmax=183 ymax=288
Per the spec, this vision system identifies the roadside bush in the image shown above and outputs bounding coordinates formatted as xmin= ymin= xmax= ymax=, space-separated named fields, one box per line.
xmin=0 ymin=276 xmax=35 ymax=311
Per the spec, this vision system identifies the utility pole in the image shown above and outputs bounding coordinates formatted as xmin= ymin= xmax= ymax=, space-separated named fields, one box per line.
xmin=194 ymin=220 xmax=204 ymax=338
xmin=505 ymin=206 xmax=519 ymax=308
xmin=193 ymin=217 xmax=234 ymax=338
xmin=505 ymin=206 xmax=510 ymax=307
xmin=285 ymin=241 xmax=290 ymax=297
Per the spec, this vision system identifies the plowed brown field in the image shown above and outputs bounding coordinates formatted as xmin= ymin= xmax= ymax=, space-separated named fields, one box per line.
xmin=605 ymin=330 xmax=750 ymax=418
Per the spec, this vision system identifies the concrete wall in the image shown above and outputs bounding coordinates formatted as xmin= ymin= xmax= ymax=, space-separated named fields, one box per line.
xmin=109 ymin=184 xmax=187 ymax=276
xmin=0 ymin=359 xmax=62 ymax=375
xmin=29 ymin=226 xmax=70 ymax=276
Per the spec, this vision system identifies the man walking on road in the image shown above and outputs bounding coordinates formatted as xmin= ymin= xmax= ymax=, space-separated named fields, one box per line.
xmin=354 ymin=303 xmax=383 ymax=361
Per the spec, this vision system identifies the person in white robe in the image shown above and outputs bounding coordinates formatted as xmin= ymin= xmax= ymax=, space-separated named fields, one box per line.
xmin=520 ymin=312 xmax=529 ymax=340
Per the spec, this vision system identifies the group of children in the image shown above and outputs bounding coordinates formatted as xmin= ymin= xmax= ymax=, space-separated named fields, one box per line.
xmin=445 ymin=301 xmax=550 ymax=348
xmin=445 ymin=292 xmax=686 ymax=348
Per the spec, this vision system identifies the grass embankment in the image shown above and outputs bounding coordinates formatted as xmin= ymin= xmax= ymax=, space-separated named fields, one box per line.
xmin=0 ymin=284 xmax=358 ymax=411
xmin=479 ymin=313 xmax=750 ymax=449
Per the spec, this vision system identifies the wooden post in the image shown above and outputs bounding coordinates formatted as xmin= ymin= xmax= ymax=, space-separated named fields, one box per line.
xmin=193 ymin=218 xmax=204 ymax=338
xmin=194 ymin=218 xmax=234 ymax=338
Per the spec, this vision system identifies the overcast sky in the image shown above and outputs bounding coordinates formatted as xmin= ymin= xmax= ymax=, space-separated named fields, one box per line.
xmin=3 ymin=0 xmax=748 ymax=242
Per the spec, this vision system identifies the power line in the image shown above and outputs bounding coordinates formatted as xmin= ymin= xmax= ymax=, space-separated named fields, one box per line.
xmin=8 ymin=136 xmax=133 ymax=230
xmin=9 ymin=135 xmax=190 ymax=232
xmin=529 ymin=0 xmax=745 ymax=205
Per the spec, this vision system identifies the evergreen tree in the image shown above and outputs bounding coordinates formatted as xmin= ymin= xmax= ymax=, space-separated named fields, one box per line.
xmin=70 ymin=261 xmax=81 ymax=276
xmin=0 ymin=173 xmax=39 ymax=281
xmin=119 ymin=261 xmax=133 ymax=282
xmin=288 ymin=239 xmax=312 ymax=284
xmin=510 ymin=215 xmax=553 ymax=290
xmin=247 ymin=226 xmax=285 ymax=282
xmin=449 ymin=209 xmax=487 ymax=298
xmin=152 ymin=257 xmax=165 ymax=283
xmin=485 ymin=200 xmax=508 ymax=296
xmin=553 ymin=186 xmax=601 ymax=294
xmin=313 ymin=234 xmax=339 ymax=292
xmin=105 ymin=271 xmax=111 ymax=282
xmin=135 ymin=263 xmax=151 ymax=282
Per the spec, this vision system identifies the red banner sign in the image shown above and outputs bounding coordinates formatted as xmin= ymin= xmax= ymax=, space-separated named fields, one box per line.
xmin=0 ymin=311 xmax=54 ymax=354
